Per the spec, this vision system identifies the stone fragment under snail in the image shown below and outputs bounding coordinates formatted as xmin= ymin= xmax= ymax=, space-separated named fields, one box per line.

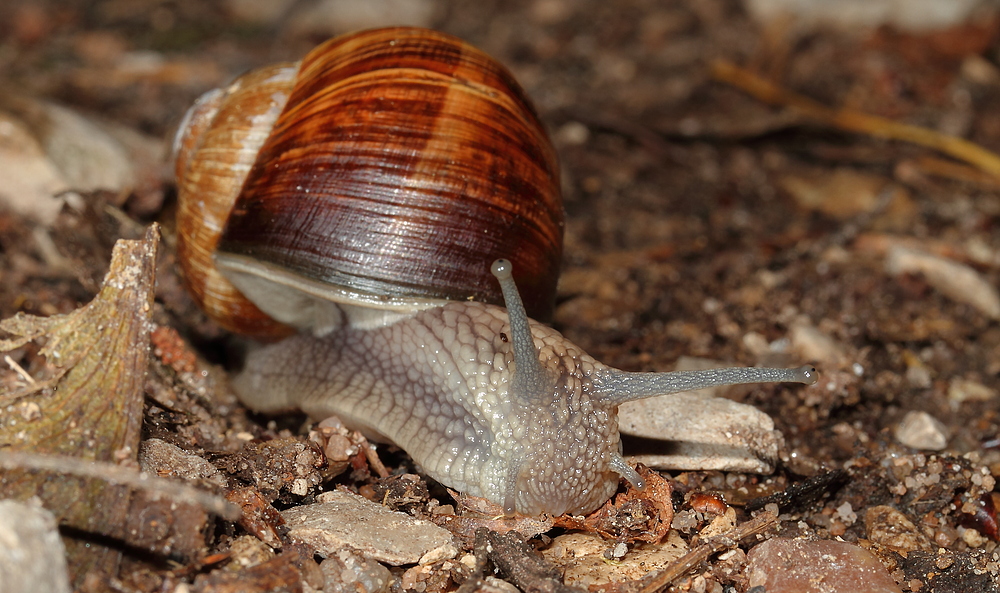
xmin=173 ymin=27 xmax=816 ymax=516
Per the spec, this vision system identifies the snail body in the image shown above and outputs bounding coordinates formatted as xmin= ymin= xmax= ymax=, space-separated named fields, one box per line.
xmin=175 ymin=28 xmax=816 ymax=516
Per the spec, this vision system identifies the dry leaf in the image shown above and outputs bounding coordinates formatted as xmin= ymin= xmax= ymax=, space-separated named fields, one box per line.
xmin=0 ymin=225 xmax=158 ymax=581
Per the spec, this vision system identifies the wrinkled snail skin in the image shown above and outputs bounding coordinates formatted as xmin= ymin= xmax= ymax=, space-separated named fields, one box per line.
xmin=234 ymin=260 xmax=817 ymax=516
xmin=174 ymin=27 xmax=818 ymax=516
xmin=234 ymin=298 xmax=624 ymax=516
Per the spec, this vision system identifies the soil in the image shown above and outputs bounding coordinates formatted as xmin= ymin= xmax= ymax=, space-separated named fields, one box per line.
xmin=1 ymin=0 xmax=999 ymax=591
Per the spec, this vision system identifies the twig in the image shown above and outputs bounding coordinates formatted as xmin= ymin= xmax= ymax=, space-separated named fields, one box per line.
xmin=593 ymin=511 xmax=778 ymax=593
xmin=362 ymin=436 xmax=391 ymax=478
xmin=0 ymin=450 xmax=241 ymax=521
xmin=711 ymin=59 xmax=1000 ymax=180
xmin=455 ymin=529 xmax=493 ymax=593
xmin=4 ymin=355 xmax=36 ymax=385
xmin=745 ymin=469 xmax=849 ymax=513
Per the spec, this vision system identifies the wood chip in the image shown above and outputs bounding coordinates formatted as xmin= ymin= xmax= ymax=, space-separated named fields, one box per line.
xmin=620 ymin=392 xmax=779 ymax=474
xmin=885 ymin=245 xmax=1000 ymax=320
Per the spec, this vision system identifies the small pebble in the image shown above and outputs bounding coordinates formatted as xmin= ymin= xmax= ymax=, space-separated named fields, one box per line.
xmin=227 ymin=535 xmax=275 ymax=569
xmin=789 ymin=321 xmax=848 ymax=367
xmin=699 ymin=507 xmax=737 ymax=538
xmin=485 ymin=576 xmax=521 ymax=593
xmin=835 ymin=502 xmax=857 ymax=526
xmin=905 ymin=364 xmax=932 ymax=389
xmin=747 ymin=538 xmax=902 ymax=593
xmin=894 ymin=411 xmax=948 ymax=451
xmin=554 ymin=121 xmax=589 ymax=146
xmin=960 ymin=526 xmax=988 ymax=548
xmin=901 ymin=350 xmax=931 ymax=389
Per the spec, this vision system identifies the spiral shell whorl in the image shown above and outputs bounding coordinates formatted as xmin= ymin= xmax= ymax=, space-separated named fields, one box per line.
xmin=174 ymin=63 xmax=299 ymax=338
xmin=216 ymin=27 xmax=563 ymax=322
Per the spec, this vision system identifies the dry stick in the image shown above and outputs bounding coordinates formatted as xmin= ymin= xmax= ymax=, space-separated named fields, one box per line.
xmin=361 ymin=437 xmax=391 ymax=478
xmin=711 ymin=59 xmax=1000 ymax=181
xmin=455 ymin=529 xmax=492 ymax=593
xmin=0 ymin=450 xmax=241 ymax=521
xmin=642 ymin=511 xmax=777 ymax=593
xmin=594 ymin=511 xmax=778 ymax=593
xmin=4 ymin=354 xmax=36 ymax=385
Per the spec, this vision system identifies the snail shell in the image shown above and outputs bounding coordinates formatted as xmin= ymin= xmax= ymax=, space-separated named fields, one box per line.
xmin=174 ymin=27 xmax=563 ymax=338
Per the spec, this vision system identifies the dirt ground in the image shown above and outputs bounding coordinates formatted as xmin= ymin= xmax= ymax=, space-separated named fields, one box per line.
xmin=2 ymin=0 xmax=1000 ymax=591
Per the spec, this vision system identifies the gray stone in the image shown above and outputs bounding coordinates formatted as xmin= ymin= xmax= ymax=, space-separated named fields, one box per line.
xmin=282 ymin=490 xmax=456 ymax=566
xmin=0 ymin=499 xmax=71 ymax=593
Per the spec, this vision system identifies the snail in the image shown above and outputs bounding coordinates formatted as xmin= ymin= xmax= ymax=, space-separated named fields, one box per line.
xmin=174 ymin=27 xmax=817 ymax=516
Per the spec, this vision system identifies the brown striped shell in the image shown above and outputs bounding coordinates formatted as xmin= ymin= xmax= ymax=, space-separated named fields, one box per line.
xmin=174 ymin=27 xmax=563 ymax=338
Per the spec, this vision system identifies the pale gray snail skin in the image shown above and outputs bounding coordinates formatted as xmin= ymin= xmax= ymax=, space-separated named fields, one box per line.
xmin=234 ymin=259 xmax=817 ymax=516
